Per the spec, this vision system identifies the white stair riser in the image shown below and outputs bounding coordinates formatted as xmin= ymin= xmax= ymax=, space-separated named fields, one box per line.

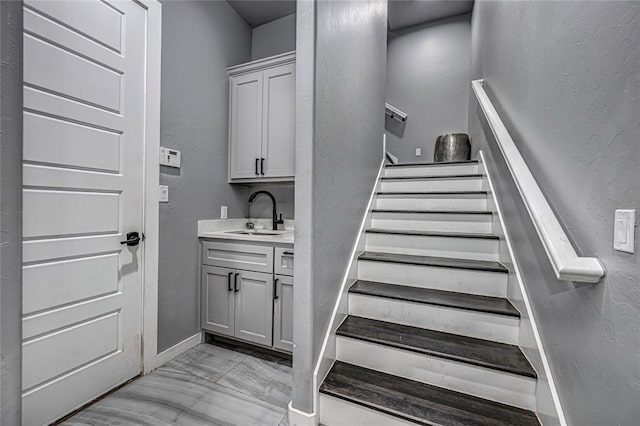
xmin=376 ymin=195 xmax=487 ymax=211
xmin=365 ymin=233 xmax=499 ymax=261
xmin=380 ymin=177 xmax=483 ymax=192
xmin=337 ymin=337 xmax=536 ymax=411
xmin=319 ymin=393 xmax=415 ymax=426
xmin=358 ymin=260 xmax=508 ymax=298
xmin=371 ymin=212 xmax=493 ymax=233
xmin=384 ymin=164 xmax=479 ymax=178
xmin=348 ymin=294 xmax=520 ymax=345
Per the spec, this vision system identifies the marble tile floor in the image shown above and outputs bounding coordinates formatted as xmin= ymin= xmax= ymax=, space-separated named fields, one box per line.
xmin=62 ymin=342 xmax=292 ymax=426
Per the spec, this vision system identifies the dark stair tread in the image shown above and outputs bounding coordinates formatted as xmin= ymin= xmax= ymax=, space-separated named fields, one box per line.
xmin=372 ymin=208 xmax=492 ymax=215
xmin=350 ymin=280 xmax=520 ymax=317
xmin=376 ymin=190 xmax=488 ymax=196
xmin=337 ymin=316 xmax=536 ymax=378
xmin=386 ymin=160 xmax=479 ymax=167
xmin=320 ymin=362 xmax=540 ymax=426
xmin=381 ymin=174 xmax=483 ymax=180
xmin=367 ymin=228 xmax=500 ymax=239
xmin=359 ymin=251 xmax=508 ymax=273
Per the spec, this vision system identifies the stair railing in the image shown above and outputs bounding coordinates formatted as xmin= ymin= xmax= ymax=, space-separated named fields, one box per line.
xmin=472 ymin=79 xmax=605 ymax=283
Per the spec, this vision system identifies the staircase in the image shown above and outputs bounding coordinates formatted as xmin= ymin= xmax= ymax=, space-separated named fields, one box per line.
xmin=318 ymin=160 xmax=541 ymax=426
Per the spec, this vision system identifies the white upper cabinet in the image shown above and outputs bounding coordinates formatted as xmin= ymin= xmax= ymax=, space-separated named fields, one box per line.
xmin=227 ymin=52 xmax=295 ymax=182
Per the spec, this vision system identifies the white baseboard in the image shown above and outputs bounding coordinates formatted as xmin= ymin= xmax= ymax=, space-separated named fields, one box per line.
xmin=479 ymin=151 xmax=567 ymax=426
xmin=154 ymin=332 xmax=203 ymax=370
xmin=288 ymin=401 xmax=318 ymax=426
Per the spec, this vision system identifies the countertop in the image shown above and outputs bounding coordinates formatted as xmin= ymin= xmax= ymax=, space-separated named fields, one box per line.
xmin=198 ymin=218 xmax=294 ymax=245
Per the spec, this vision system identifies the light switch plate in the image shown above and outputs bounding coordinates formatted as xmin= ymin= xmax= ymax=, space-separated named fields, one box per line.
xmin=159 ymin=185 xmax=169 ymax=202
xmin=614 ymin=209 xmax=635 ymax=253
xmin=160 ymin=146 xmax=181 ymax=168
xmin=415 ymin=148 xmax=422 ymax=157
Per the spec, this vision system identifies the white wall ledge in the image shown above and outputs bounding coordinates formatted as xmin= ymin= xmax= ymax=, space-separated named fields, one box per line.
xmin=472 ymin=79 xmax=605 ymax=284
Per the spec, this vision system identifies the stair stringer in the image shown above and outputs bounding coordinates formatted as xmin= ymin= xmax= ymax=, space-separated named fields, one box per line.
xmin=479 ymin=150 xmax=567 ymax=426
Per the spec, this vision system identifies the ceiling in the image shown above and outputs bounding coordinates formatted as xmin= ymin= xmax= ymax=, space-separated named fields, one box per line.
xmin=388 ymin=0 xmax=474 ymax=31
xmin=227 ymin=0 xmax=296 ymax=28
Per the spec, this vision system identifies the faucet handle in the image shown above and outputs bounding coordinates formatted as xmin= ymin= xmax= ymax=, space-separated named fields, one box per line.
xmin=276 ymin=213 xmax=284 ymax=224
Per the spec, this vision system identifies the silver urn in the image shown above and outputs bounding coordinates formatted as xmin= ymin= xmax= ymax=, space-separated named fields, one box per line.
xmin=434 ymin=133 xmax=470 ymax=162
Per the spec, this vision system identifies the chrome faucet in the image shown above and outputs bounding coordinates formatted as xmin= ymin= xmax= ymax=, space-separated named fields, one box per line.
xmin=248 ymin=190 xmax=284 ymax=231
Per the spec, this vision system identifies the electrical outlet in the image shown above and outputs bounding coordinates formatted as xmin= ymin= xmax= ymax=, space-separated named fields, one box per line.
xmin=415 ymin=148 xmax=422 ymax=157
xmin=221 ymin=206 xmax=228 ymax=219
xmin=159 ymin=185 xmax=169 ymax=202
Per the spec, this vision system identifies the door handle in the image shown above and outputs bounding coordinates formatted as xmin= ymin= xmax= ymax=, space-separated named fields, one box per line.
xmin=234 ymin=272 xmax=240 ymax=292
xmin=260 ymin=158 xmax=265 ymax=175
xmin=227 ymin=272 xmax=233 ymax=292
xmin=255 ymin=158 xmax=259 ymax=175
xmin=120 ymin=231 xmax=143 ymax=247
xmin=274 ymin=278 xmax=279 ymax=300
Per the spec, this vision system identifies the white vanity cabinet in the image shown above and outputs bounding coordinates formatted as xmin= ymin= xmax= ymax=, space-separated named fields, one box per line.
xmin=227 ymin=52 xmax=295 ymax=182
xmin=200 ymin=239 xmax=293 ymax=352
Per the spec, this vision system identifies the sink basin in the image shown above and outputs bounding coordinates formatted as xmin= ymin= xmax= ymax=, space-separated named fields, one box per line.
xmin=224 ymin=229 xmax=285 ymax=236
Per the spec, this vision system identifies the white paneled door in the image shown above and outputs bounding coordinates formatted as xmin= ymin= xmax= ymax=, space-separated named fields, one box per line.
xmin=22 ymin=1 xmax=147 ymax=424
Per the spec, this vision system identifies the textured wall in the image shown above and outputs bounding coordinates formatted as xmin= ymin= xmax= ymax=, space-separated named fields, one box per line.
xmin=0 ymin=1 xmax=23 ymax=422
xmin=158 ymin=0 xmax=252 ymax=352
xmin=251 ymin=13 xmax=296 ymax=60
xmin=386 ymin=13 xmax=471 ymax=162
xmin=293 ymin=0 xmax=388 ymax=412
xmin=469 ymin=1 xmax=640 ymax=424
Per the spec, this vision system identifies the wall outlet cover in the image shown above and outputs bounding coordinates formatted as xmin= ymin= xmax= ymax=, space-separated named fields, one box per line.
xmin=221 ymin=205 xmax=228 ymax=219
xmin=415 ymin=148 xmax=422 ymax=157
xmin=159 ymin=185 xmax=169 ymax=203
xmin=613 ymin=209 xmax=635 ymax=253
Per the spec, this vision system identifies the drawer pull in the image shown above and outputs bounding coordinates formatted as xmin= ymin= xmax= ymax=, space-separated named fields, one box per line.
xmin=282 ymin=251 xmax=294 ymax=257
xmin=227 ymin=272 xmax=233 ymax=292
xmin=234 ymin=272 xmax=240 ymax=292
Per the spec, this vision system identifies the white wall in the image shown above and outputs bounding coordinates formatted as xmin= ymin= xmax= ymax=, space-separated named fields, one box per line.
xmin=385 ymin=13 xmax=471 ymax=162
xmin=292 ymin=0 xmax=388 ymax=413
xmin=469 ymin=1 xmax=640 ymax=424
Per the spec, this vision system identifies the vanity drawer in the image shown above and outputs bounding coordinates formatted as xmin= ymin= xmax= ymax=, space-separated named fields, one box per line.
xmin=202 ymin=241 xmax=274 ymax=273
xmin=274 ymin=247 xmax=294 ymax=276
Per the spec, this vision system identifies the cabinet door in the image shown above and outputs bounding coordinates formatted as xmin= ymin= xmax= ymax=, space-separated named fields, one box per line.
xmin=273 ymin=275 xmax=294 ymax=352
xmin=229 ymin=72 xmax=263 ymax=179
xmin=234 ymin=271 xmax=274 ymax=346
xmin=202 ymin=266 xmax=235 ymax=336
xmin=261 ymin=63 xmax=295 ymax=178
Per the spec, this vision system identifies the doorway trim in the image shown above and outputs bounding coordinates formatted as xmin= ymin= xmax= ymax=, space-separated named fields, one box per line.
xmin=139 ymin=0 xmax=163 ymax=374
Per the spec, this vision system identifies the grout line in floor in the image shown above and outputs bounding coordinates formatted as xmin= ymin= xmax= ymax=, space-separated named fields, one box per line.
xmin=214 ymin=358 xmax=282 ymax=407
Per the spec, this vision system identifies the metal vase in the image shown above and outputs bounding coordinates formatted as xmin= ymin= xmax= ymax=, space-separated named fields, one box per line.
xmin=434 ymin=133 xmax=471 ymax=162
